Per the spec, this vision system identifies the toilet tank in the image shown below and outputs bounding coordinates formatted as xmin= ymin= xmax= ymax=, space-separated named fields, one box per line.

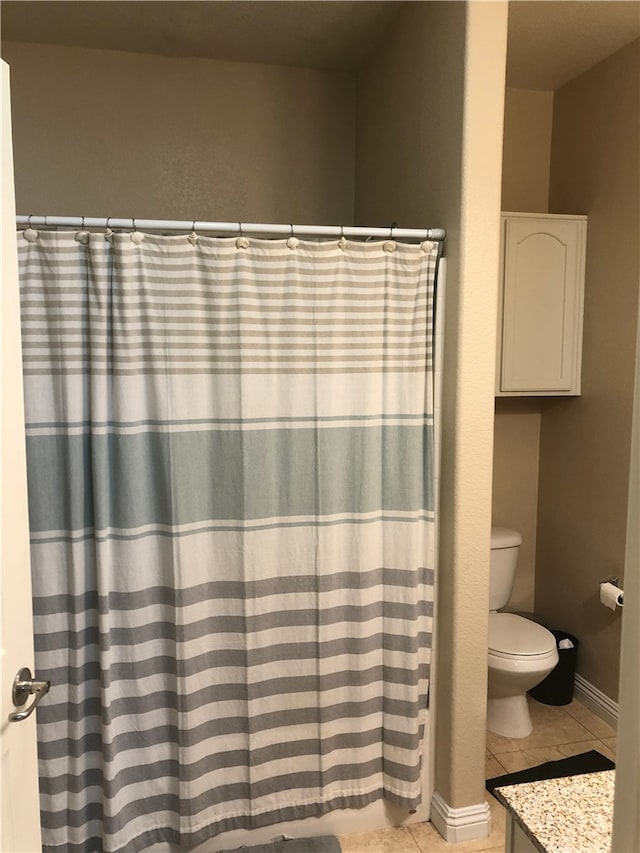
xmin=490 ymin=527 xmax=523 ymax=610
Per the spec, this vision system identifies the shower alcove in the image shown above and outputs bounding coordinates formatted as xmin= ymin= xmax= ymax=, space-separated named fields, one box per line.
xmin=1 ymin=2 xmax=507 ymax=850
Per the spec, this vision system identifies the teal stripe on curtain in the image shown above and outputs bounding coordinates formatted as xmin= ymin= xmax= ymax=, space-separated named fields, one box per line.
xmin=18 ymin=230 xmax=438 ymax=853
xmin=26 ymin=425 xmax=434 ymax=532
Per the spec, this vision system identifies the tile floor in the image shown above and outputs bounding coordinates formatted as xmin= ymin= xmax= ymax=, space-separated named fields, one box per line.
xmin=337 ymin=697 xmax=616 ymax=853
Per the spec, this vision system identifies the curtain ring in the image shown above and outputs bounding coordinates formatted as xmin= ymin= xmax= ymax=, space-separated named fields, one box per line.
xmin=236 ymin=221 xmax=249 ymax=249
xmin=130 ymin=218 xmax=144 ymax=244
xmin=287 ymin=224 xmax=299 ymax=249
xmin=24 ymin=213 xmax=39 ymax=241
xmin=76 ymin=216 xmax=89 ymax=244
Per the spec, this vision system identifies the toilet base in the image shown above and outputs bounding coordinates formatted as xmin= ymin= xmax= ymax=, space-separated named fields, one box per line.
xmin=487 ymin=692 xmax=533 ymax=739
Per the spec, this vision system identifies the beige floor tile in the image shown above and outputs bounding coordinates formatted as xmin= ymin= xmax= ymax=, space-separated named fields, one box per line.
xmin=527 ymin=699 xmax=571 ymax=725
xmin=493 ymin=739 xmax=604 ymax=774
xmin=486 ymin=753 xmax=506 ymax=779
xmin=338 ymin=826 xmax=420 ymax=853
xmin=486 ymin=699 xmax=593 ymax=754
xmin=407 ymin=796 xmax=505 ymax=853
xmin=601 ymin=735 xmax=617 ymax=751
xmin=598 ymin=738 xmax=616 ymax=761
xmin=564 ymin=700 xmax=617 ymax=739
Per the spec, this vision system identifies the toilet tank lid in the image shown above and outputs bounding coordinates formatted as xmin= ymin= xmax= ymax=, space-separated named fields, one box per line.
xmin=491 ymin=527 xmax=522 ymax=549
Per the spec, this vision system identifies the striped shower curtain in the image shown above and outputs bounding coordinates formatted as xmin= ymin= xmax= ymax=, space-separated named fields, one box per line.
xmin=18 ymin=229 xmax=438 ymax=853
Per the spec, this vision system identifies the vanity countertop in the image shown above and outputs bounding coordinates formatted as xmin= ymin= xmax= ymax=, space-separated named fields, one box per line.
xmin=494 ymin=769 xmax=615 ymax=853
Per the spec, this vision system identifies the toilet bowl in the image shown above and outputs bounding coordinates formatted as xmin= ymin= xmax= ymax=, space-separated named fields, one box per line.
xmin=487 ymin=528 xmax=559 ymax=739
xmin=487 ymin=612 xmax=558 ymax=738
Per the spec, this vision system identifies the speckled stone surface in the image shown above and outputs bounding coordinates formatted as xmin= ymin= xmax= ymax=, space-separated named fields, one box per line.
xmin=494 ymin=770 xmax=615 ymax=853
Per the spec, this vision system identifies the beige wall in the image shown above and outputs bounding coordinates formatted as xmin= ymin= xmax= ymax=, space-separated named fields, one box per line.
xmin=537 ymin=39 xmax=640 ymax=701
xmin=493 ymin=87 xmax=554 ymax=612
xmin=501 ymin=88 xmax=553 ymax=214
xmin=356 ymin=0 xmax=507 ymax=814
xmin=0 ymin=41 xmax=355 ymax=225
xmin=611 ymin=262 xmax=640 ymax=851
xmin=492 ymin=400 xmax=541 ymax=611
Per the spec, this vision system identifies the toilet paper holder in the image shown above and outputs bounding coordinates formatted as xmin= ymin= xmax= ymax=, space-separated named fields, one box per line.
xmin=600 ymin=576 xmax=624 ymax=609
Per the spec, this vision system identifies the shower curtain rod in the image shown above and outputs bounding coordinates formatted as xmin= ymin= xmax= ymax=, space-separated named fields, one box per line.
xmin=16 ymin=215 xmax=446 ymax=243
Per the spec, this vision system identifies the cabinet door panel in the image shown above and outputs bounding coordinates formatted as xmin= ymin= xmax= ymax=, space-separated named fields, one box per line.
xmin=501 ymin=218 xmax=582 ymax=392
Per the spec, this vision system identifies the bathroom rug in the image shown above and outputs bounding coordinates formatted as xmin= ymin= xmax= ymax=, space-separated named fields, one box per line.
xmin=221 ymin=834 xmax=341 ymax=853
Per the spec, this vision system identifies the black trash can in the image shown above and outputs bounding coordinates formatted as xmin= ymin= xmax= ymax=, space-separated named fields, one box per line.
xmin=528 ymin=630 xmax=578 ymax=705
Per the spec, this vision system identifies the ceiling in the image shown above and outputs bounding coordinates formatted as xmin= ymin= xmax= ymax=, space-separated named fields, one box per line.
xmin=0 ymin=1 xmax=404 ymax=72
xmin=507 ymin=1 xmax=640 ymax=90
xmin=1 ymin=0 xmax=639 ymax=90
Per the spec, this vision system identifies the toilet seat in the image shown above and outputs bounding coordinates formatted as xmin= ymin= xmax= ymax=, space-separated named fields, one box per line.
xmin=488 ymin=612 xmax=556 ymax=659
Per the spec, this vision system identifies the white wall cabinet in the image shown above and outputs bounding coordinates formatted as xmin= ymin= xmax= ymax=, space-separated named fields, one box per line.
xmin=496 ymin=212 xmax=587 ymax=396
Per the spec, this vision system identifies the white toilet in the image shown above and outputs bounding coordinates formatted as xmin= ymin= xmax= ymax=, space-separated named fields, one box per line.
xmin=487 ymin=527 xmax=559 ymax=739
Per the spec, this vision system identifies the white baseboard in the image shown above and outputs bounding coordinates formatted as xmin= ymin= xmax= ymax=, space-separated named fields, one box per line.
xmin=430 ymin=791 xmax=491 ymax=843
xmin=573 ymin=673 xmax=618 ymax=730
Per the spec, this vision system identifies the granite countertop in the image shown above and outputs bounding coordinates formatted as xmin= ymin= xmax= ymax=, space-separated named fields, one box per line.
xmin=494 ymin=770 xmax=615 ymax=853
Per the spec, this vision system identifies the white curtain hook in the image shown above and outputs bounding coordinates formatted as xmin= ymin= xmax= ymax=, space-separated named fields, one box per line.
xmin=24 ymin=215 xmax=39 ymax=241
xmin=236 ymin=221 xmax=250 ymax=249
xmin=130 ymin=218 xmax=145 ymax=244
xmin=75 ymin=217 xmax=89 ymax=244
xmin=286 ymin=224 xmax=299 ymax=250
xmin=287 ymin=238 xmax=299 ymax=249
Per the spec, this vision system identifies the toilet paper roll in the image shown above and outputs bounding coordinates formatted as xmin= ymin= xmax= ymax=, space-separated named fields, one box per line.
xmin=600 ymin=581 xmax=624 ymax=611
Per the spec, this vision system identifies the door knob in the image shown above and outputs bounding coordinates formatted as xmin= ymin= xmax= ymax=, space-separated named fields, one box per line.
xmin=8 ymin=667 xmax=50 ymax=722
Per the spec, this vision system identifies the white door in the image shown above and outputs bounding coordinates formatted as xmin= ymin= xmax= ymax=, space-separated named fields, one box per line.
xmin=1 ymin=58 xmax=43 ymax=853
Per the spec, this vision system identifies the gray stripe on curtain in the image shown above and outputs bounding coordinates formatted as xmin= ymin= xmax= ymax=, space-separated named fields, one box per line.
xmin=19 ymin=230 xmax=438 ymax=853
xmin=32 ymin=567 xmax=435 ymax=611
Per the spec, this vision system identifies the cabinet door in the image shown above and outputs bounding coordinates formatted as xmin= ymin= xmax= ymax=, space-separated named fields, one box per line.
xmin=499 ymin=217 xmax=585 ymax=394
